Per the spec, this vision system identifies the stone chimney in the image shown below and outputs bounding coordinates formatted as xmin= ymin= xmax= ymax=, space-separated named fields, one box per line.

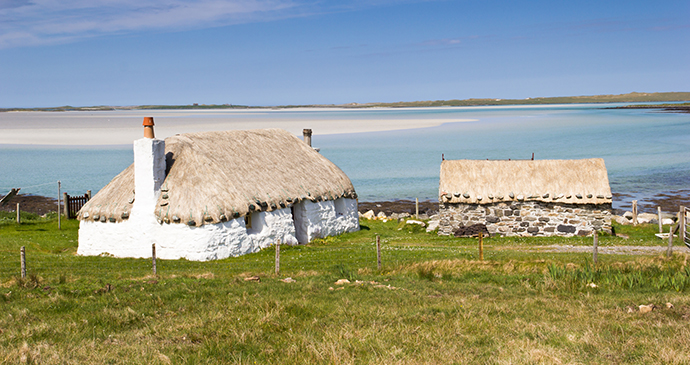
xmin=303 ymin=129 xmax=312 ymax=147
xmin=133 ymin=117 xmax=166 ymax=214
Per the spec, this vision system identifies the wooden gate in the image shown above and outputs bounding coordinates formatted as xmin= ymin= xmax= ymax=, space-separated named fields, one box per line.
xmin=683 ymin=206 xmax=689 ymax=250
xmin=64 ymin=192 xmax=91 ymax=219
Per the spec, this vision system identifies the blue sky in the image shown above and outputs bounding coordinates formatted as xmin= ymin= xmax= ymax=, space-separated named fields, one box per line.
xmin=1 ymin=0 xmax=688 ymax=107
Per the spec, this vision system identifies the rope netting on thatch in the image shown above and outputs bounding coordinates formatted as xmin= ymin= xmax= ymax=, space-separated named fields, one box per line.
xmin=439 ymin=158 xmax=612 ymax=205
xmin=79 ymin=129 xmax=356 ymax=226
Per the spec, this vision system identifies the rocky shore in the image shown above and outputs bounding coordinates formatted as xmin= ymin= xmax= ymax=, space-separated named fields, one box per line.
xmin=2 ymin=193 xmax=688 ymax=222
xmin=0 ymin=194 xmax=59 ymax=216
xmin=607 ymin=104 xmax=690 ymax=113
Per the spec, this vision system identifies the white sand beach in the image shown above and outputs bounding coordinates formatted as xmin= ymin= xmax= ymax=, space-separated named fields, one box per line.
xmin=0 ymin=108 xmax=476 ymax=145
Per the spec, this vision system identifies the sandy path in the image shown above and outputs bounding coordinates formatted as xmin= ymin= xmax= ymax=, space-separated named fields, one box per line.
xmin=528 ymin=244 xmax=684 ymax=255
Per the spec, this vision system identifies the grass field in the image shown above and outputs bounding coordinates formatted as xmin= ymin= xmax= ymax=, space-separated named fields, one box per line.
xmin=1 ymin=215 xmax=689 ymax=364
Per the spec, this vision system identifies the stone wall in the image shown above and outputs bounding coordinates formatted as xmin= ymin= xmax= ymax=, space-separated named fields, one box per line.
xmin=438 ymin=201 xmax=612 ymax=237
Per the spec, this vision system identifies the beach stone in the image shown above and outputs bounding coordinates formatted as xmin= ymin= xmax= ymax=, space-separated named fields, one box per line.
xmin=376 ymin=211 xmax=387 ymax=219
xmin=637 ymin=213 xmax=656 ymax=224
xmin=623 ymin=211 xmax=633 ymax=219
xmin=662 ymin=218 xmax=674 ymax=225
xmin=613 ymin=216 xmax=630 ymax=225
xmin=426 ymin=220 xmax=440 ymax=232
xmin=405 ymin=219 xmax=426 ymax=227
xmin=362 ymin=210 xmax=375 ymax=220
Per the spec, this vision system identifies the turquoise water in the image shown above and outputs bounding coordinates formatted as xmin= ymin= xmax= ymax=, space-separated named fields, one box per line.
xmin=1 ymin=104 xmax=688 ymax=210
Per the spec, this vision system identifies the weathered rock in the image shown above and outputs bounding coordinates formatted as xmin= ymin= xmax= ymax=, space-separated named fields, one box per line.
xmin=453 ymin=224 xmax=489 ymax=237
xmin=405 ymin=219 xmax=426 ymax=227
xmin=376 ymin=211 xmax=387 ymax=219
xmin=557 ymin=224 xmax=576 ymax=233
xmin=426 ymin=220 xmax=440 ymax=232
xmin=362 ymin=210 xmax=375 ymax=220
xmin=486 ymin=216 xmax=500 ymax=223
xmin=613 ymin=215 xmax=630 ymax=225
xmin=638 ymin=304 xmax=654 ymax=314
xmin=662 ymin=218 xmax=675 ymax=225
xmin=637 ymin=213 xmax=656 ymax=224
xmin=623 ymin=211 xmax=633 ymax=219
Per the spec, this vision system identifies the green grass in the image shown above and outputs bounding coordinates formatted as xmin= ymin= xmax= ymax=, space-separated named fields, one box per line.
xmin=1 ymin=218 xmax=689 ymax=364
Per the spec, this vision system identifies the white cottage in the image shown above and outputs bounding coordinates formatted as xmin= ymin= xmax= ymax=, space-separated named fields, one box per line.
xmin=77 ymin=119 xmax=359 ymax=261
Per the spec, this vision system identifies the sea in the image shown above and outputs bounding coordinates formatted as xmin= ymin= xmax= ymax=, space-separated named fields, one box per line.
xmin=1 ymin=103 xmax=688 ymax=211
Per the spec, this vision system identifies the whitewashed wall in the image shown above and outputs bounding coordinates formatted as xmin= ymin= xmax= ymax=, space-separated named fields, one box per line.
xmin=78 ymin=199 xmax=359 ymax=261
xmin=78 ymin=208 xmax=300 ymax=261
xmin=293 ymin=198 xmax=359 ymax=242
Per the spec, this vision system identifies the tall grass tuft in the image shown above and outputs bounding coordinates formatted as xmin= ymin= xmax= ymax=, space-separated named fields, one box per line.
xmin=546 ymin=259 xmax=690 ymax=292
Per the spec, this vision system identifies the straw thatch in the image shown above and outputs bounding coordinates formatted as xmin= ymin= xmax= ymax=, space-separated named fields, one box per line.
xmin=439 ymin=158 xmax=612 ymax=205
xmin=78 ymin=129 xmax=356 ymax=226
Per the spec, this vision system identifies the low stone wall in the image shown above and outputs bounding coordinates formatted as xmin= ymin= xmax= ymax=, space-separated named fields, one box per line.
xmin=438 ymin=201 xmax=612 ymax=237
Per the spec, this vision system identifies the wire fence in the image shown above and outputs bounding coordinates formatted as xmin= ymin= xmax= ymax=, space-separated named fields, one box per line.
xmin=1 ymin=204 xmax=688 ymax=286
xmin=0 ymin=234 xmax=486 ymax=286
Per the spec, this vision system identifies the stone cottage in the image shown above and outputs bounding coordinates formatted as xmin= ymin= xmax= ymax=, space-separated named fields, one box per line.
xmin=77 ymin=119 xmax=359 ymax=261
xmin=438 ymin=158 xmax=613 ymax=237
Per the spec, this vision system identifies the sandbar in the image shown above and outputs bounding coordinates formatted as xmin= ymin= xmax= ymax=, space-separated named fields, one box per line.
xmin=0 ymin=108 xmax=476 ymax=146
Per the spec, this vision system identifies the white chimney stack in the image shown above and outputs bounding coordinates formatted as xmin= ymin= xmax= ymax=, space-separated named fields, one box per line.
xmin=133 ymin=117 xmax=166 ymax=216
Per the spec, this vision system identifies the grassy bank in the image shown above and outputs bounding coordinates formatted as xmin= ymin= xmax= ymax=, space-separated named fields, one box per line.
xmin=1 ymin=218 xmax=689 ymax=364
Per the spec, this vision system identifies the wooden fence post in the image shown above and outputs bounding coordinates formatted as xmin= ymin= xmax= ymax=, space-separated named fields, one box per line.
xmin=666 ymin=224 xmax=673 ymax=258
xmin=376 ymin=235 xmax=381 ymax=271
xmin=63 ymin=192 xmax=69 ymax=219
xmin=658 ymin=206 xmax=663 ymax=233
xmin=593 ymin=231 xmax=598 ymax=265
xmin=57 ymin=181 xmax=61 ymax=230
xmin=16 ymin=203 xmax=20 ymax=224
xmin=478 ymin=232 xmax=484 ymax=261
xmin=632 ymin=200 xmax=638 ymax=226
xmin=87 ymin=190 xmax=92 ymax=199
xmin=275 ymin=239 xmax=281 ymax=275
xmin=152 ymin=244 xmax=157 ymax=276
xmin=415 ymin=198 xmax=419 ymax=219
xmin=20 ymin=246 xmax=26 ymax=279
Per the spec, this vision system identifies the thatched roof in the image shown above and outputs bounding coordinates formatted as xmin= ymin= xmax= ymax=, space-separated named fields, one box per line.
xmin=78 ymin=129 xmax=356 ymax=226
xmin=439 ymin=158 xmax=612 ymax=205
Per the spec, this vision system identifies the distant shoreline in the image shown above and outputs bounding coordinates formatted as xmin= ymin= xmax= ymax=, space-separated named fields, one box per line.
xmin=2 ymin=91 xmax=689 ymax=112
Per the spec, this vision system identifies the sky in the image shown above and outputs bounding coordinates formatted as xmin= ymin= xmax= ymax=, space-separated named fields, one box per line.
xmin=0 ymin=0 xmax=688 ymax=108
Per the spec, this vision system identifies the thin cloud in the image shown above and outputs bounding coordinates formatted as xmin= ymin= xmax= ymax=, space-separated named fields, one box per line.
xmin=0 ymin=0 xmax=419 ymax=49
